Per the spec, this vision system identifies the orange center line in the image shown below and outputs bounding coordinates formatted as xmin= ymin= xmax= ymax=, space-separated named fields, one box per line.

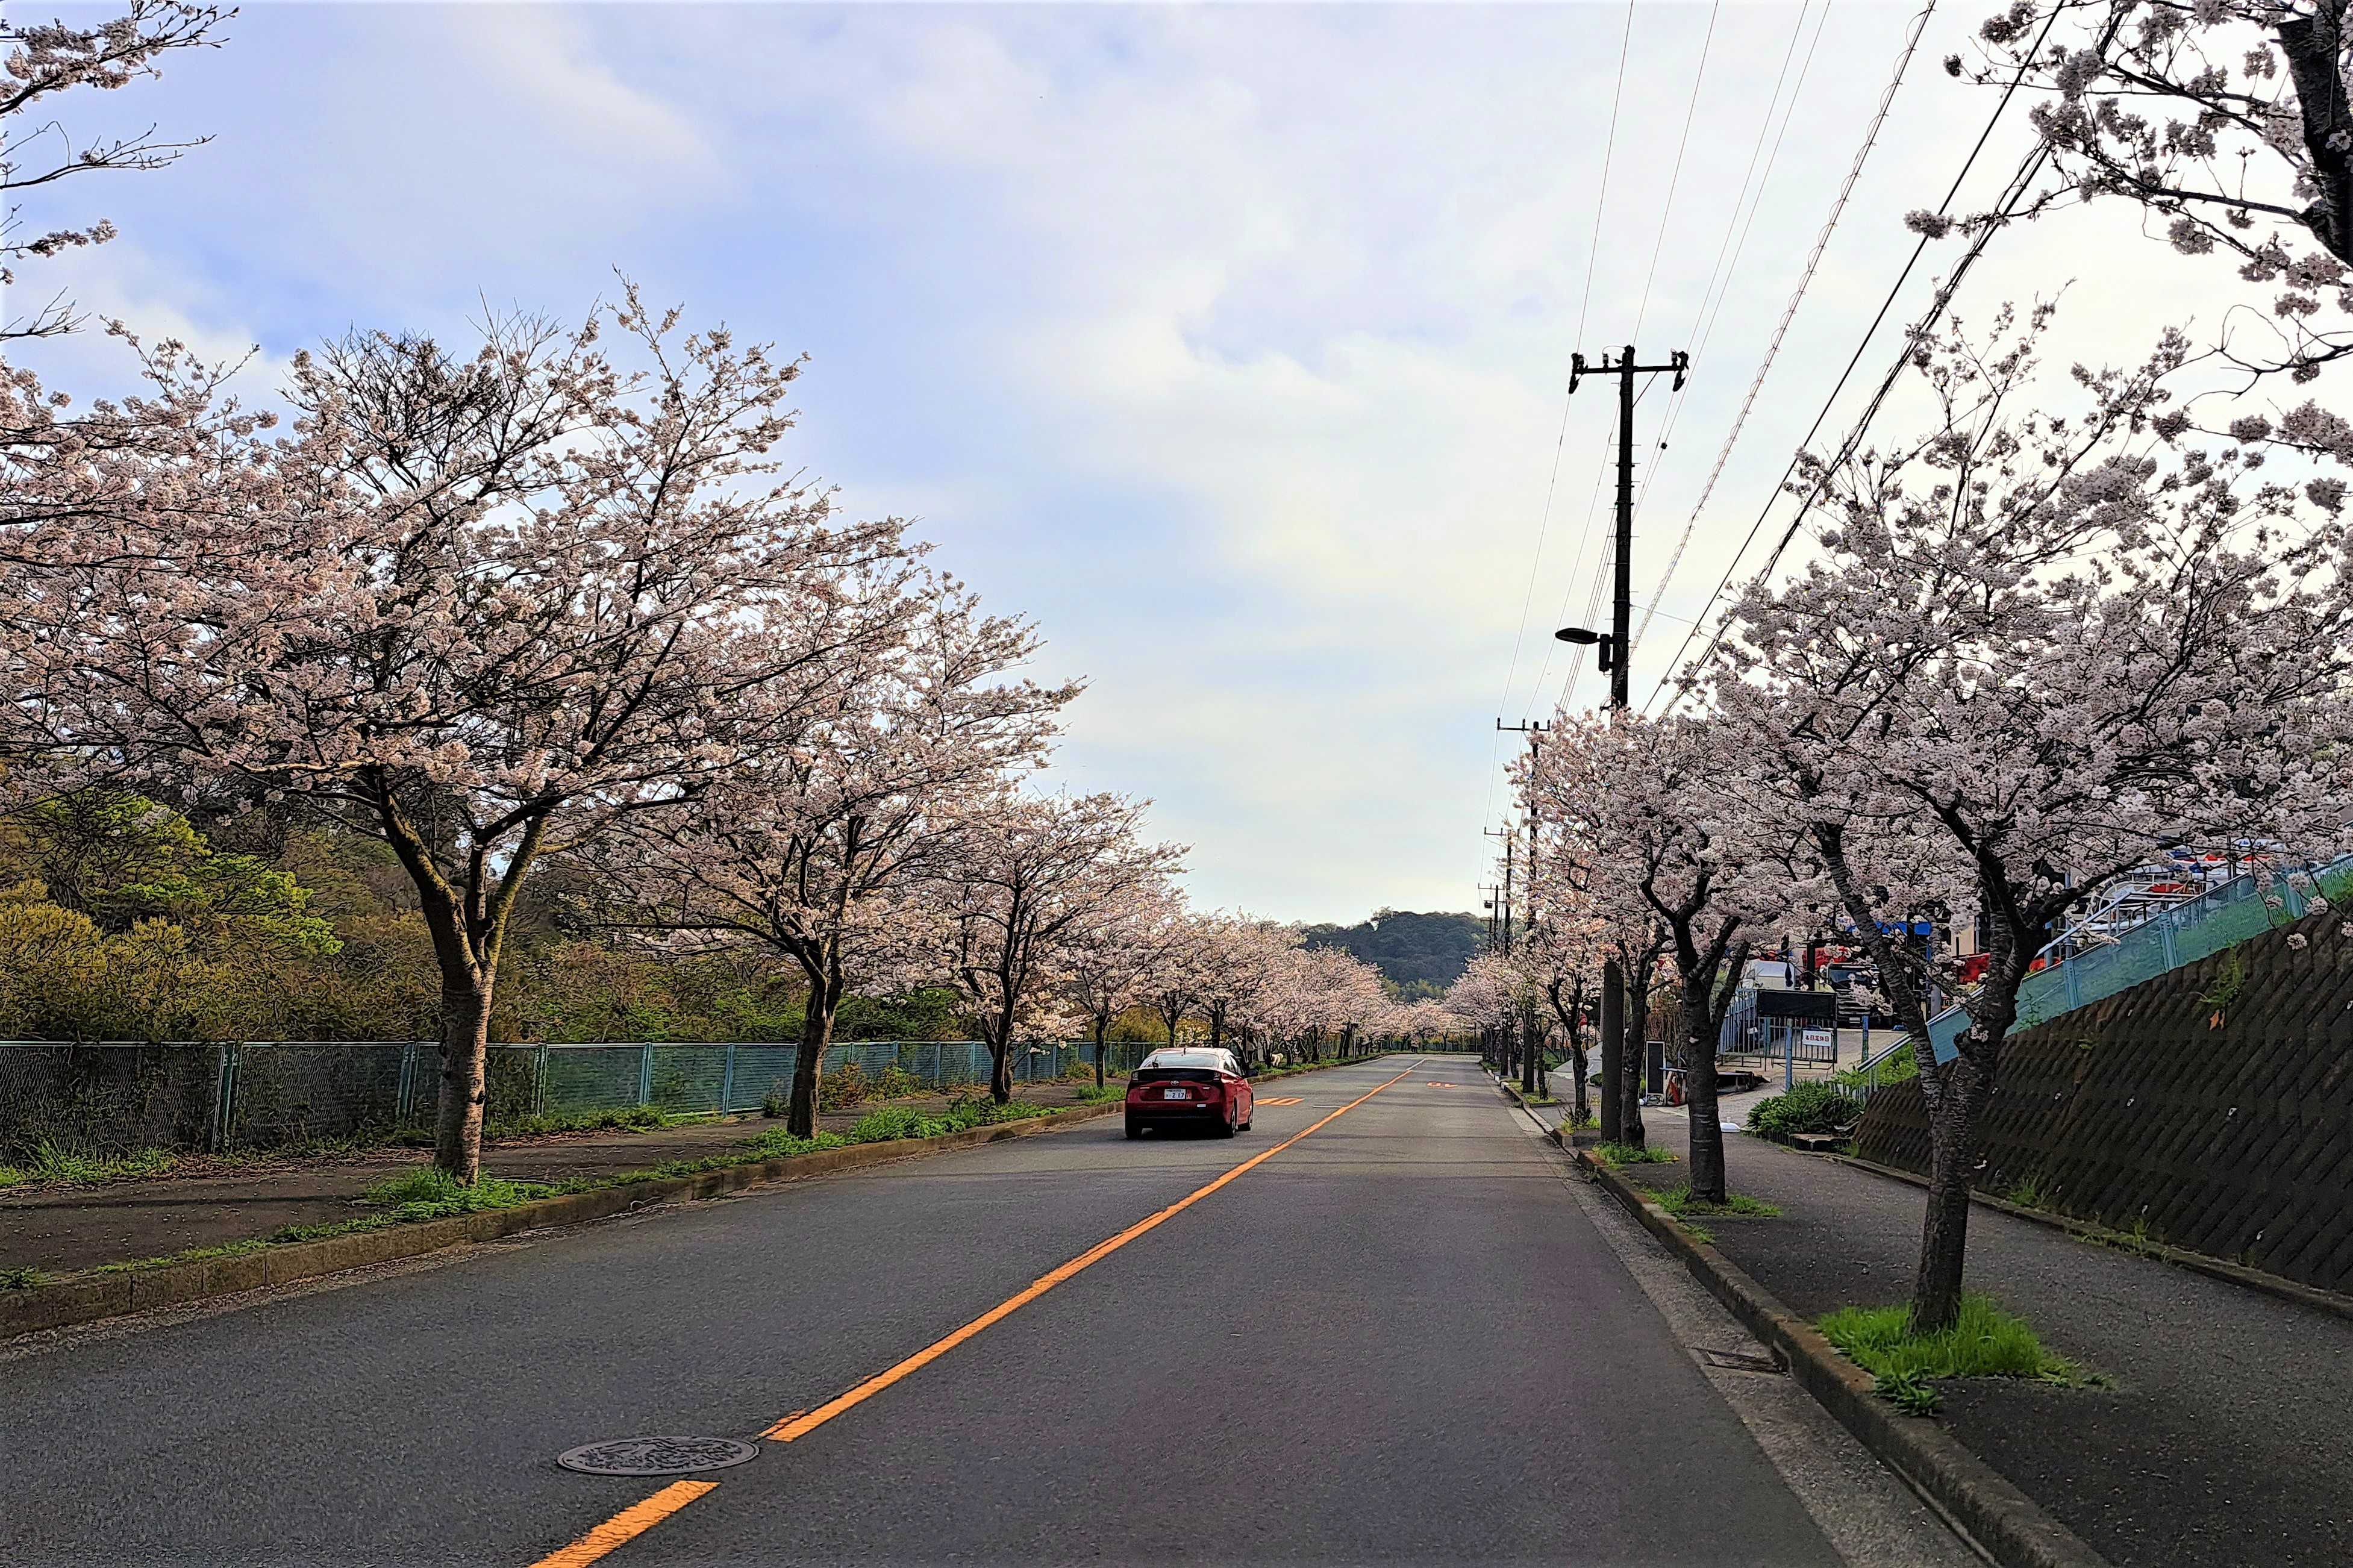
xmin=528 ymin=1480 xmax=716 ymax=1568
xmin=766 ymin=1062 xmax=1416 ymax=1443
xmin=520 ymin=1061 xmax=1419 ymax=1566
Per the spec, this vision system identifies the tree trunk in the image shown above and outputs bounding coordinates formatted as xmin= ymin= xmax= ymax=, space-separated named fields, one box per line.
xmin=1520 ymin=1008 xmax=1540 ymax=1095
xmin=989 ymin=1001 xmax=1016 ymax=1103
xmin=1619 ymin=1046 xmax=1646 ymax=1148
xmin=1571 ymin=1044 xmax=1589 ymax=1125
xmin=1683 ymin=1008 xmax=1726 ymax=1205
xmin=2281 ymin=4 xmax=2353 ymax=263
xmin=433 ymin=979 xmax=495 ymax=1183
xmin=787 ymin=973 xmax=840 ymax=1140
xmin=1093 ymin=1017 xmax=1109 ymax=1087
xmin=1911 ymin=1035 xmax=1996 ymax=1331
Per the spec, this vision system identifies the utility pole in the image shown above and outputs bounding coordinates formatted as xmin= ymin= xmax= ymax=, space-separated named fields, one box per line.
xmin=1486 ymin=825 xmax=1516 ymax=1079
xmin=1495 ymin=719 xmax=1550 ymax=1094
xmin=1557 ymin=345 xmax=1688 ymax=1144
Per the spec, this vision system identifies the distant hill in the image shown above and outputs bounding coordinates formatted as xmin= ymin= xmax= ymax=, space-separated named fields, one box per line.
xmin=1300 ymin=909 xmax=1485 ymax=998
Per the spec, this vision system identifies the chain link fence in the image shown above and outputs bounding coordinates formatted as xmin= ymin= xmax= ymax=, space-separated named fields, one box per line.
xmin=1 ymin=1037 xmax=1169 ymax=1160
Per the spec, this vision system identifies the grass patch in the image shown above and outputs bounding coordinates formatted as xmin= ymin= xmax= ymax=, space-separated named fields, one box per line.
xmin=483 ymin=1106 xmax=684 ymax=1139
xmin=354 ymin=1167 xmax=554 ymax=1220
xmin=1070 ymin=1084 xmax=1123 ymax=1104
xmin=2002 ymin=1174 xmax=2051 ymax=1211
xmin=1595 ymin=1142 xmax=1676 ymax=1166
xmin=1817 ymin=1295 xmax=2098 ymax=1401
xmin=1654 ymin=1184 xmax=1783 ymax=1219
xmin=1 ymin=1266 xmax=42 ymax=1289
xmin=1682 ymin=1222 xmax=1716 ymax=1246
xmin=737 ymin=1127 xmax=851 ymax=1161
xmin=96 ymin=1237 xmax=272 ymax=1273
xmin=0 ymin=1141 xmax=183 ymax=1188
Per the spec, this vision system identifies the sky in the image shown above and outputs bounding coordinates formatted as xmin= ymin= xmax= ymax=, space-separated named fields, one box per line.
xmin=14 ymin=0 xmax=2258 ymax=923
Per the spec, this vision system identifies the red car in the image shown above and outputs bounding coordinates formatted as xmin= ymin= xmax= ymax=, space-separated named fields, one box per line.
xmin=1125 ymin=1048 xmax=1254 ymax=1139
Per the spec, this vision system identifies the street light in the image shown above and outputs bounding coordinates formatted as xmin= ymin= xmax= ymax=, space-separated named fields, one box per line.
xmin=1555 ymin=625 xmax=1616 ymax=673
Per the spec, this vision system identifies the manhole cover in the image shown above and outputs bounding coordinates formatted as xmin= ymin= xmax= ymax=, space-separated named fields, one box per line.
xmin=557 ymin=1437 xmax=761 ymax=1476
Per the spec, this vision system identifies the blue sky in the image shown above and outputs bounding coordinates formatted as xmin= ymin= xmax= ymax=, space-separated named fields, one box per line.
xmin=17 ymin=1 xmax=2233 ymax=922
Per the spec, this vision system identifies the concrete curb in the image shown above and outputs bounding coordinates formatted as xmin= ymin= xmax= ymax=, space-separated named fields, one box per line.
xmin=1822 ymin=1148 xmax=2353 ymax=1329
xmin=1566 ymin=1135 xmax=2111 ymax=1568
xmin=2 ymin=1054 xmax=1398 ymax=1340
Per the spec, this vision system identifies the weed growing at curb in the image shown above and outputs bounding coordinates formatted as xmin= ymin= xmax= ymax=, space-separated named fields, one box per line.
xmin=2088 ymin=1216 xmax=2168 ymax=1260
xmin=1 ymin=1266 xmax=42 ymax=1289
xmin=1596 ymin=1142 xmax=1676 ymax=1166
xmin=1655 ymin=1185 xmax=1783 ymax=1219
xmin=2004 ymin=1175 xmax=2051 ymax=1211
xmin=1682 ymin=1222 xmax=1716 ymax=1246
xmin=96 ymin=1237 xmax=272 ymax=1272
xmin=1070 ymin=1084 xmax=1122 ymax=1104
xmin=1875 ymin=1370 xmax=1942 ymax=1416
xmin=1819 ymin=1295 xmax=2100 ymax=1403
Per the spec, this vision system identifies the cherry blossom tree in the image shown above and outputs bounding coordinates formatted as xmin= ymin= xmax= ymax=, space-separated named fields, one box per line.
xmin=1943 ymin=0 xmax=2353 ymax=384
xmin=5 ymin=296 xmax=917 ymax=1180
xmin=1528 ymin=712 xmax=1792 ymax=1204
xmin=1716 ymin=307 xmax=2353 ymax=1329
xmin=1517 ymin=864 xmax=1611 ymax=1125
xmin=581 ymin=585 xmax=1073 ymax=1136
xmin=1190 ymin=914 xmax=1293 ymax=1067
xmin=931 ymin=792 xmax=1184 ymax=1102
xmin=1060 ymin=879 xmax=1188 ymax=1087
xmin=1137 ymin=914 xmax=1209 ymax=1048
xmin=5 ymin=1 xmax=227 ymax=340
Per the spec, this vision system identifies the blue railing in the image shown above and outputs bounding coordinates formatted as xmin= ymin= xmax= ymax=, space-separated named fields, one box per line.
xmin=1920 ymin=853 xmax=2353 ymax=1063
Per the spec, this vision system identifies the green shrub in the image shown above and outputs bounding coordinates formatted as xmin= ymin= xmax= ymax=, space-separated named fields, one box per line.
xmin=817 ymin=1060 xmax=869 ymax=1111
xmin=873 ymin=1064 xmax=927 ymax=1099
xmin=844 ymin=1106 xmax=958 ymax=1143
xmin=1746 ymin=1081 xmax=1856 ymax=1139
xmin=1834 ymin=1040 xmax=1917 ymax=1089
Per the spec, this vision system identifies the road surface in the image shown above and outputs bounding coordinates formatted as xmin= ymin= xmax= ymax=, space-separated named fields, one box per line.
xmin=1 ymin=1057 xmax=1971 ymax=1566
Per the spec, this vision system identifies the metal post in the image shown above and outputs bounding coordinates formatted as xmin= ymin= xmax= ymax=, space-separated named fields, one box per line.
xmin=533 ymin=1042 xmax=551 ymax=1117
xmin=1599 ymin=959 xmax=1624 ymax=1143
xmin=638 ymin=1042 xmax=655 ymax=1107
xmin=721 ymin=1042 xmax=737 ymax=1116
xmin=211 ymin=1043 xmax=241 ymax=1153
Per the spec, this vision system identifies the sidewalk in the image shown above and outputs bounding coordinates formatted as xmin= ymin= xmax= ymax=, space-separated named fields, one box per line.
xmin=1608 ymin=1104 xmax=2353 ymax=1568
xmin=3 ymin=1080 xmax=1108 ymax=1277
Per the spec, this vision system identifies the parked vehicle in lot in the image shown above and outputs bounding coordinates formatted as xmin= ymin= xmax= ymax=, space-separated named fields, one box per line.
xmin=1125 ymin=1047 xmax=1254 ymax=1139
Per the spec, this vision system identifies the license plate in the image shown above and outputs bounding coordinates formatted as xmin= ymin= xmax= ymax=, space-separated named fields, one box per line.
xmin=1161 ymin=1088 xmax=1188 ymax=1099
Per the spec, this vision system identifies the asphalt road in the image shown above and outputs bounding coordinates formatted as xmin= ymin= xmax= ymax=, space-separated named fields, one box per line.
xmin=1 ymin=1057 xmax=1953 ymax=1567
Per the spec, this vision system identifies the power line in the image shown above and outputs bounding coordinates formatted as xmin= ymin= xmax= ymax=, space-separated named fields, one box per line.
xmin=1545 ymin=0 xmax=1820 ymax=717
xmin=1642 ymin=0 xmax=2075 ymax=712
xmin=1626 ymin=0 xmax=1845 ymax=656
xmin=1492 ymin=0 xmax=1636 ymax=731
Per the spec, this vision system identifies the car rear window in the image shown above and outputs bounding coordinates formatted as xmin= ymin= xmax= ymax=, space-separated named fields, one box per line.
xmin=1140 ymin=1051 xmax=1223 ymax=1072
